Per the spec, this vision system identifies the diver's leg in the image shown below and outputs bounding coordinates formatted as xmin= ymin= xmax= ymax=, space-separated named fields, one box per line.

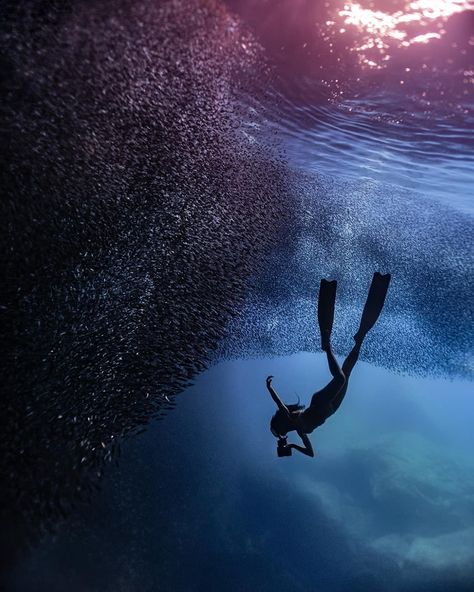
xmin=332 ymin=274 xmax=389 ymax=409
xmin=328 ymin=339 xmax=363 ymax=415
xmin=322 ymin=338 xmax=364 ymax=416
xmin=309 ymin=379 xmax=340 ymax=408
xmin=341 ymin=339 xmax=363 ymax=379
xmin=308 ymin=326 xmax=346 ymax=419
xmin=306 ymin=374 xmax=346 ymax=428
xmin=310 ymin=345 xmax=346 ymax=408
xmin=323 ymin=273 xmax=388 ymax=416
xmin=325 ymin=344 xmax=344 ymax=380
xmin=327 ymin=381 xmax=349 ymax=415
xmin=341 ymin=273 xmax=385 ymax=380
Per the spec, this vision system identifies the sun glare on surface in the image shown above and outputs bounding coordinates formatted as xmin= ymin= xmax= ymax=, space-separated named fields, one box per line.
xmin=337 ymin=0 xmax=472 ymax=68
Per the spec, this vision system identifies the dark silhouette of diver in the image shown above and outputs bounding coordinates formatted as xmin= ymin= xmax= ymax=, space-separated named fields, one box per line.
xmin=267 ymin=272 xmax=391 ymax=457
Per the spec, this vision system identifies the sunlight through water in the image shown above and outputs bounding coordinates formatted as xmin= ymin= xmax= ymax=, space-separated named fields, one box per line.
xmin=335 ymin=0 xmax=473 ymax=67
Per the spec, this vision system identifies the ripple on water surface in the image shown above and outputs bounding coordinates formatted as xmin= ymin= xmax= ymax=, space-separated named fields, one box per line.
xmin=236 ymin=0 xmax=473 ymax=212
xmin=266 ymin=81 xmax=473 ymax=212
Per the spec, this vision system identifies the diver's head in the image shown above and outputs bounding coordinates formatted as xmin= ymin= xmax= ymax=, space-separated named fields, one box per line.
xmin=270 ymin=404 xmax=304 ymax=438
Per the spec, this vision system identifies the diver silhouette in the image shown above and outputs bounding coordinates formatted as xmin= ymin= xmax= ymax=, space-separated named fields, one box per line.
xmin=267 ymin=272 xmax=391 ymax=457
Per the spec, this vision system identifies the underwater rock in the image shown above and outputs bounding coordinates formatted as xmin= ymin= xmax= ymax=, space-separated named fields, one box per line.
xmin=295 ymin=431 xmax=474 ymax=571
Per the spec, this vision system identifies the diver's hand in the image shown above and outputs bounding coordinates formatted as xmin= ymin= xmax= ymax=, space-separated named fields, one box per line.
xmin=266 ymin=375 xmax=273 ymax=388
xmin=277 ymin=438 xmax=292 ymax=457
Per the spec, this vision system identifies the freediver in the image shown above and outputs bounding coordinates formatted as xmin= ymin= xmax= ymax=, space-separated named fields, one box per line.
xmin=267 ymin=272 xmax=391 ymax=457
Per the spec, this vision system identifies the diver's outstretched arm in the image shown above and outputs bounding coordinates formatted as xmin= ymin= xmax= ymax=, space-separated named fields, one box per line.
xmin=289 ymin=431 xmax=315 ymax=457
xmin=266 ymin=376 xmax=291 ymax=416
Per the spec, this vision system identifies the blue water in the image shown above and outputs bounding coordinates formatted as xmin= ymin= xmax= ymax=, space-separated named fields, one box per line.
xmin=265 ymin=85 xmax=473 ymax=212
xmin=6 ymin=0 xmax=474 ymax=590
xmin=9 ymin=358 xmax=474 ymax=590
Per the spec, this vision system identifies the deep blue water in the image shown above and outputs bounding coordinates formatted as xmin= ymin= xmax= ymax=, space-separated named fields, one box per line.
xmin=9 ymin=359 xmax=474 ymax=591
xmin=265 ymin=85 xmax=473 ymax=211
xmin=6 ymin=0 xmax=474 ymax=590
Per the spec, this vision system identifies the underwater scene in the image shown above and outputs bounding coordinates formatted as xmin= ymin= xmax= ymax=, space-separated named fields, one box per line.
xmin=1 ymin=0 xmax=473 ymax=590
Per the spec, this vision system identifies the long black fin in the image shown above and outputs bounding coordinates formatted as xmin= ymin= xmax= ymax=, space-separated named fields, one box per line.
xmin=318 ymin=279 xmax=337 ymax=350
xmin=354 ymin=272 xmax=391 ymax=341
